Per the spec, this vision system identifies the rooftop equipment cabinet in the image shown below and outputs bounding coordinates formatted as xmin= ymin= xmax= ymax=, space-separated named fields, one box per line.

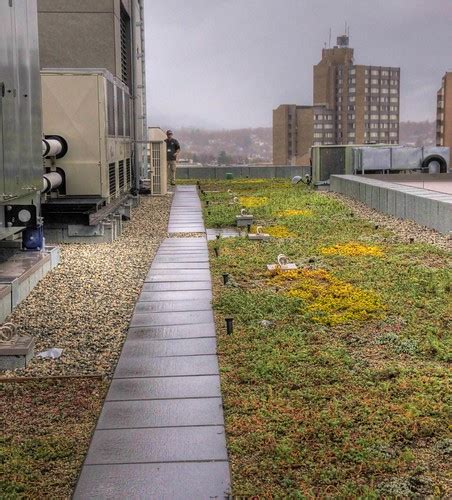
xmin=0 ymin=0 xmax=43 ymax=240
xmin=148 ymin=127 xmax=168 ymax=195
xmin=41 ymin=69 xmax=133 ymax=205
xmin=37 ymin=0 xmax=148 ymax=192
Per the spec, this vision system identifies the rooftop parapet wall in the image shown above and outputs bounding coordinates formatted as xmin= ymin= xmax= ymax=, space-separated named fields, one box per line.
xmin=176 ymin=165 xmax=310 ymax=180
xmin=330 ymin=175 xmax=452 ymax=235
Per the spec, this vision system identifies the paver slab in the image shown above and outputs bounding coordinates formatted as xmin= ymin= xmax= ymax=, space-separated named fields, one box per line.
xmin=134 ymin=300 xmax=211 ymax=313
xmin=160 ymin=238 xmax=206 ymax=242
xmin=142 ymin=281 xmax=211 ymax=291
xmin=168 ymin=229 xmax=205 ymax=233
xmin=151 ymin=262 xmax=210 ymax=269
xmin=152 ymin=256 xmax=209 ymax=263
xmin=97 ymin=398 xmax=224 ymax=429
xmin=146 ymin=269 xmax=211 ymax=282
xmin=130 ymin=310 xmax=214 ymax=327
xmin=139 ymin=290 xmax=212 ymax=302
xmin=106 ymin=375 xmax=221 ymax=401
xmin=85 ymin=426 xmax=228 ymax=464
xmin=74 ymin=462 xmax=230 ymax=500
xmin=114 ymin=354 xmax=219 ymax=378
xmin=158 ymin=244 xmax=206 ymax=249
xmin=145 ymin=273 xmax=212 ymax=283
xmin=126 ymin=323 xmax=216 ymax=340
xmin=121 ymin=337 xmax=217 ymax=357
xmin=157 ymin=248 xmax=207 ymax=255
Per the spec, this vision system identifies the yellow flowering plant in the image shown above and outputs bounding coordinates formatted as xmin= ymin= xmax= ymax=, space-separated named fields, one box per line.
xmin=266 ymin=225 xmax=296 ymax=238
xmin=269 ymin=268 xmax=385 ymax=325
xmin=276 ymin=209 xmax=313 ymax=217
xmin=239 ymin=196 xmax=268 ymax=208
xmin=320 ymin=242 xmax=384 ymax=257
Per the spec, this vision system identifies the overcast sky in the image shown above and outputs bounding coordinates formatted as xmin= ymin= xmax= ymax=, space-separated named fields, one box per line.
xmin=145 ymin=0 xmax=452 ymax=129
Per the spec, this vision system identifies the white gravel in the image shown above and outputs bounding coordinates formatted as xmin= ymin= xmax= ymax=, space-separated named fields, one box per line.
xmin=325 ymin=191 xmax=452 ymax=251
xmin=4 ymin=195 xmax=172 ymax=377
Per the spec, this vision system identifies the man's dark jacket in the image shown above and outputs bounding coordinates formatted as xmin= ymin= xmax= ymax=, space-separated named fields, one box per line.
xmin=165 ymin=138 xmax=180 ymax=161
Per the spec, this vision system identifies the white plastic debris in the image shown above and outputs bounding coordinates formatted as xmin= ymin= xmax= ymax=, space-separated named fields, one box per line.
xmin=37 ymin=347 xmax=63 ymax=359
xmin=260 ymin=320 xmax=274 ymax=328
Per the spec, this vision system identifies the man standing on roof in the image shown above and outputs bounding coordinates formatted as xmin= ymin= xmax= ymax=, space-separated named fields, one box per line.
xmin=165 ymin=129 xmax=181 ymax=186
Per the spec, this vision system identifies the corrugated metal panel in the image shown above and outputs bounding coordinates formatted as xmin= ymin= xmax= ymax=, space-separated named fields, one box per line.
xmin=0 ymin=0 xmax=42 ymax=199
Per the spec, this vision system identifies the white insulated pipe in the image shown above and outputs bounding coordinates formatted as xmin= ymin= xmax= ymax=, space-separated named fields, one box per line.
xmin=42 ymin=172 xmax=63 ymax=193
xmin=42 ymin=138 xmax=63 ymax=158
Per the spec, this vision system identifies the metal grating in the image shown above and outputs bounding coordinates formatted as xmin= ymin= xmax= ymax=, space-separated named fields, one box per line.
xmin=120 ymin=6 xmax=131 ymax=88
xmin=151 ymin=143 xmax=161 ymax=194
xmin=126 ymin=158 xmax=132 ymax=188
xmin=124 ymin=94 xmax=130 ymax=136
xmin=118 ymin=160 xmax=125 ymax=190
xmin=107 ymin=80 xmax=115 ymax=136
xmin=117 ymin=89 xmax=124 ymax=137
xmin=109 ymin=162 xmax=116 ymax=197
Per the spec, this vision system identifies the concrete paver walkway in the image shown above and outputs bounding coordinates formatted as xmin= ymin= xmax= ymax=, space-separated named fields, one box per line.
xmin=74 ymin=187 xmax=230 ymax=499
xmin=168 ymin=185 xmax=205 ymax=233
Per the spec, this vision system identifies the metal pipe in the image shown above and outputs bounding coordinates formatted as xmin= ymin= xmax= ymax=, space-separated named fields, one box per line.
xmin=42 ymin=172 xmax=63 ymax=193
xmin=131 ymin=0 xmax=147 ymax=190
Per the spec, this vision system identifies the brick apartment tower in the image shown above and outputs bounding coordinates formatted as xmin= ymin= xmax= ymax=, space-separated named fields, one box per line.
xmin=437 ymin=72 xmax=452 ymax=147
xmin=273 ymin=35 xmax=401 ymax=165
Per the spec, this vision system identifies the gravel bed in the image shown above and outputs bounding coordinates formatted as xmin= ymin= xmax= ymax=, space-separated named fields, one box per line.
xmin=325 ymin=192 xmax=452 ymax=251
xmin=4 ymin=195 xmax=171 ymax=378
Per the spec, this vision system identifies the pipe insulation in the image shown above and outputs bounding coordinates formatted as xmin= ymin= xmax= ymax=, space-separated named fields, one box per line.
xmin=42 ymin=135 xmax=68 ymax=159
xmin=42 ymin=172 xmax=63 ymax=194
xmin=42 ymin=138 xmax=62 ymax=157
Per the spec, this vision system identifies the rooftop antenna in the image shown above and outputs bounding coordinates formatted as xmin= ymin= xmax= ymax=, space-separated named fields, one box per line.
xmin=329 ymin=28 xmax=332 ymax=48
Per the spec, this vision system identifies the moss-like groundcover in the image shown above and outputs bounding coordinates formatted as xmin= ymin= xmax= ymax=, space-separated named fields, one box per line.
xmin=199 ymin=179 xmax=451 ymax=498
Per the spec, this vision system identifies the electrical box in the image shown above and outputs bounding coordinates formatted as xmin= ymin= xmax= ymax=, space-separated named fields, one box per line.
xmin=41 ymin=69 xmax=133 ymax=201
xmin=0 ymin=0 xmax=42 ymax=239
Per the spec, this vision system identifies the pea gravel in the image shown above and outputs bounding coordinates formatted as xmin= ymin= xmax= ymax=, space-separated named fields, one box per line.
xmin=4 ymin=195 xmax=171 ymax=378
xmin=325 ymin=191 xmax=452 ymax=251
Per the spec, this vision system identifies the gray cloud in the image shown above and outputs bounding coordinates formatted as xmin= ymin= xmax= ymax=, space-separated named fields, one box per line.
xmin=144 ymin=0 xmax=452 ymax=129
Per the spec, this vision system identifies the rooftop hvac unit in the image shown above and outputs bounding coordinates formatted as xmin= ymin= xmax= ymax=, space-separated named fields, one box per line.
xmin=41 ymin=69 xmax=133 ymax=201
xmin=148 ymin=128 xmax=168 ymax=195
xmin=0 ymin=0 xmax=42 ymax=239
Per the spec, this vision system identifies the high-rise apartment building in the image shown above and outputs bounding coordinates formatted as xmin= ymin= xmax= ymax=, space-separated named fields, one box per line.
xmin=437 ymin=72 xmax=452 ymax=147
xmin=273 ymin=35 xmax=400 ymax=165
xmin=273 ymin=104 xmax=324 ymax=165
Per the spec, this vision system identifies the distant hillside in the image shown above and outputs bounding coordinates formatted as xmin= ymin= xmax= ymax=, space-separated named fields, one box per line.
xmin=168 ymin=127 xmax=272 ymax=163
xmin=166 ymin=121 xmax=436 ymax=163
xmin=399 ymin=121 xmax=436 ymax=146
